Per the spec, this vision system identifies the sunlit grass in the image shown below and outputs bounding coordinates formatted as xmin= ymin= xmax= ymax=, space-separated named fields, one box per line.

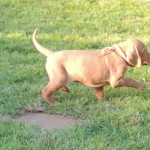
xmin=0 ymin=0 xmax=150 ymax=149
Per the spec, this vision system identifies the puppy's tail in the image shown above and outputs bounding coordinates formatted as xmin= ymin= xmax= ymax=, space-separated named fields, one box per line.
xmin=32 ymin=28 xmax=54 ymax=57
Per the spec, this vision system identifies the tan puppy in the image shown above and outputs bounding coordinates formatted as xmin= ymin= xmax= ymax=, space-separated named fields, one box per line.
xmin=32 ymin=29 xmax=150 ymax=105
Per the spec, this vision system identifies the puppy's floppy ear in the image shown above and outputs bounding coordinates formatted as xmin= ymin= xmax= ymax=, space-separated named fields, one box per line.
xmin=113 ymin=41 xmax=141 ymax=67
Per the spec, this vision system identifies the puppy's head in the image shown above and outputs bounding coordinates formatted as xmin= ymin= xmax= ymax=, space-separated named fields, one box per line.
xmin=113 ymin=39 xmax=150 ymax=67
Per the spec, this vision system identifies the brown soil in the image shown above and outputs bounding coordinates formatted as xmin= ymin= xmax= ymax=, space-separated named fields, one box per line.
xmin=13 ymin=113 xmax=83 ymax=130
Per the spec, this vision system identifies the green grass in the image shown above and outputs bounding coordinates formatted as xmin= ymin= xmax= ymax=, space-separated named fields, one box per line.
xmin=0 ymin=0 xmax=150 ymax=149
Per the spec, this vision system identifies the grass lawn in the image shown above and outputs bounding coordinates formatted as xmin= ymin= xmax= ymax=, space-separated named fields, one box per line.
xmin=0 ymin=0 xmax=150 ymax=149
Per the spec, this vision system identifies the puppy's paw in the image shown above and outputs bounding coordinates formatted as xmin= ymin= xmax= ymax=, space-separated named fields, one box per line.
xmin=138 ymin=82 xmax=147 ymax=90
xmin=50 ymin=101 xmax=60 ymax=106
xmin=61 ymin=86 xmax=70 ymax=92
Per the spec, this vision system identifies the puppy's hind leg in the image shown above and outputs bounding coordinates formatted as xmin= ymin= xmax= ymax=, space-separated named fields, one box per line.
xmin=42 ymin=80 xmax=67 ymax=106
xmin=42 ymin=82 xmax=58 ymax=106
xmin=44 ymin=63 xmax=69 ymax=105
xmin=61 ymin=85 xmax=70 ymax=92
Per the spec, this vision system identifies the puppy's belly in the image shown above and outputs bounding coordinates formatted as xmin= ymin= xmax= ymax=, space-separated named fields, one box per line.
xmin=72 ymin=78 xmax=108 ymax=87
xmin=83 ymin=82 xmax=108 ymax=87
xmin=66 ymin=65 xmax=109 ymax=87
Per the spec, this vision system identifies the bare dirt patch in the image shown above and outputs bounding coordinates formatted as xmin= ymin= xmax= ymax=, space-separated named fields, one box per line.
xmin=12 ymin=104 xmax=84 ymax=130
xmin=13 ymin=112 xmax=83 ymax=130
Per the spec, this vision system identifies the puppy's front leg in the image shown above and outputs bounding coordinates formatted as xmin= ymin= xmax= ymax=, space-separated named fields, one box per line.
xmin=95 ymin=86 xmax=104 ymax=100
xmin=111 ymin=77 xmax=147 ymax=90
